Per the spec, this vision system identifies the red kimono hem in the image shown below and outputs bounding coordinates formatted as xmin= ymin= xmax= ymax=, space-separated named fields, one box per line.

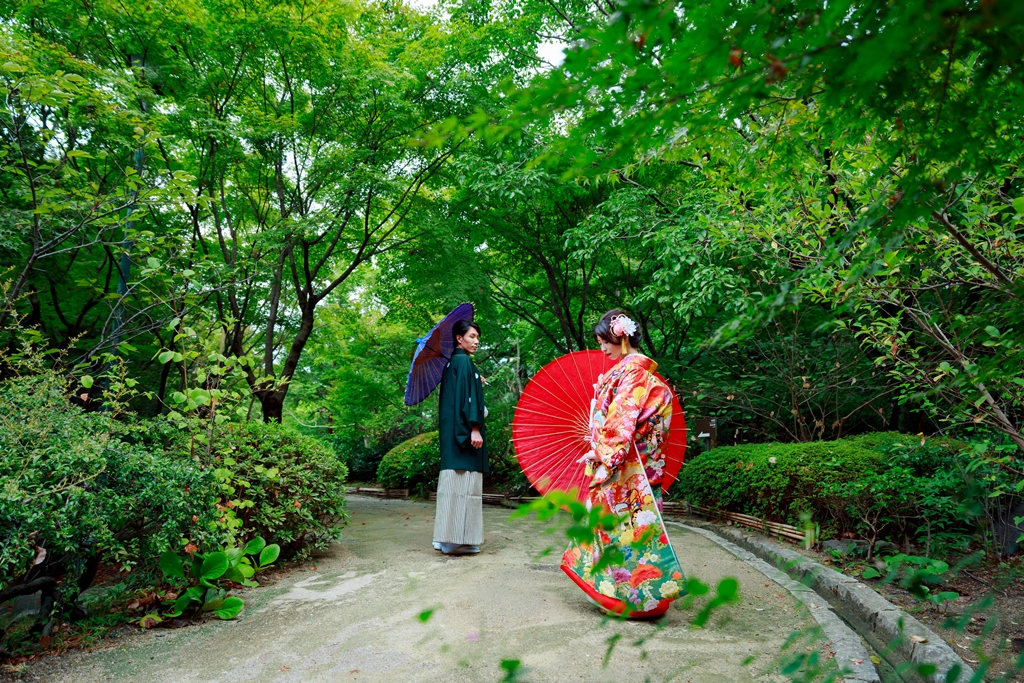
xmin=560 ymin=565 xmax=672 ymax=619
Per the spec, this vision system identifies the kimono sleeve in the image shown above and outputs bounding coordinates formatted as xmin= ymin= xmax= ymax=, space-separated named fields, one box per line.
xmin=451 ymin=356 xmax=483 ymax=449
xmin=590 ymin=366 xmax=645 ymax=486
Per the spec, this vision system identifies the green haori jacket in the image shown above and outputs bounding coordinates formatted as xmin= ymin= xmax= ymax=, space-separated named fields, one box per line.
xmin=437 ymin=348 xmax=489 ymax=473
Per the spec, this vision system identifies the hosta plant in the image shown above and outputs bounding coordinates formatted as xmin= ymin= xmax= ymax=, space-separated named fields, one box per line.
xmin=156 ymin=537 xmax=280 ymax=622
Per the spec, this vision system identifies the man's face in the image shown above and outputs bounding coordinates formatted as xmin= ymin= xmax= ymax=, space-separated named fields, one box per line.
xmin=457 ymin=328 xmax=480 ymax=354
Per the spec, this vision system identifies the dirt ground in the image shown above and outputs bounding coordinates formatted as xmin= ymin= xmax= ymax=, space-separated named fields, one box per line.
xmin=7 ymin=496 xmax=822 ymax=683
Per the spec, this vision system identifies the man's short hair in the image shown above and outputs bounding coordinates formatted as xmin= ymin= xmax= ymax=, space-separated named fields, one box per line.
xmin=452 ymin=319 xmax=481 ymax=342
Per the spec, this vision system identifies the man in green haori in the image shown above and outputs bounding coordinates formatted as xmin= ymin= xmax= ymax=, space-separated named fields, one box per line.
xmin=432 ymin=320 xmax=489 ymax=555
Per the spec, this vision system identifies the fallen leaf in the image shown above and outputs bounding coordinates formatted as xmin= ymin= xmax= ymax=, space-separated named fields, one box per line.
xmin=139 ymin=614 xmax=161 ymax=629
xmin=34 ymin=546 xmax=47 ymax=565
xmin=909 ymin=635 xmax=927 ymax=644
xmin=870 ymin=655 xmax=881 ymax=665
xmin=280 ymin=666 xmax=289 ymax=671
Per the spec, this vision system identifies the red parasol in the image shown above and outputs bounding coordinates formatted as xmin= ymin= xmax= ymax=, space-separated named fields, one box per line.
xmin=512 ymin=350 xmax=686 ymax=500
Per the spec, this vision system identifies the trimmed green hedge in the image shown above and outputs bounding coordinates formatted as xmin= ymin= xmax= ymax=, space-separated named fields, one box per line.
xmin=675 ymin=439 xmax=882 ymax=524
xmin=376 ymin=431 xmax=440 ymax=496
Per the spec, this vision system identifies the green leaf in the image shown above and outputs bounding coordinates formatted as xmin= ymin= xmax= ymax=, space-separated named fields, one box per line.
xmin=158 ymin=350 xmax=175 ymax=364
xmin=214 ymin=596 xmax=244 ymax=619
xmin=243 ymin=537 xmax=266 ymax=556
xmin=166 ymin=592 xmax=194 ymax=617
xmin=80 ymin=375 xmax=94 ymax=389
xmin=258 ymin=544 xmax=280 ymax=568
xmin=159 ymin=551 xmax=184 ymax=579
xmin=2 ymin=61 xmax=27 ymax=73
xmin=202 ymin=598 xmax=225 ymax=612
xmin=984 ymin=326 xmax=1000 ymax=338
xmin=1012 ymin=197 xmax=1024 ymax=214
xmin=200 ymin=552 xmax=228 ymax=581
xmin=417 ymin=608 xmax=435 ymax=622
xmin=223 ymin=567 xmax=246 ymax=583
xmin=225 ymin=547 xmax=245 ymax=567
xmin=861 ymin=568 xmax=881 ymax=579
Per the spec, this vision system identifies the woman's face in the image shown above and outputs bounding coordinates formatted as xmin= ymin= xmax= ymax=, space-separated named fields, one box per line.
xmin=598 ymin=336 xmax=622 ymax=360
xmin=456 ymin=328 xmax=480 ymax=354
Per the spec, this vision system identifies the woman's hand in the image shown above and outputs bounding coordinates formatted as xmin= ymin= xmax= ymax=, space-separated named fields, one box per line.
xmin=471 ymin=427 xmax=483 ymax=449
xmin=577 ymin=450 xmax=599 ymax=465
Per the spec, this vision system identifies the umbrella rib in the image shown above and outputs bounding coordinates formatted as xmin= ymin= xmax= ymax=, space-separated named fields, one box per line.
xmin=513 ymin=431 xmax=590 ymax=456
xmin=512 ymin=406 xmax=584 ymax=421
xmin=527 ymin=446 xmax=582 ymax=494
xmin=516 ymin=391 xmax=581 ymax=420
xmin=524 ymin=374 xmax=583 ymax=410
xmin=545 ymin=352 xmax=589 ymax=410
xmin=566 ymin=351 xmax=598 ymax=407
xmin=552 ymin=352 xmax=593 ymax=405
xmin=569 ymin=350 xmax=598 ymax=409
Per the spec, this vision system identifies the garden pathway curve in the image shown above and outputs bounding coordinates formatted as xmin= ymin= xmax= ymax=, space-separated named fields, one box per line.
xmin=31 ymin=496 xmax=819 ymax=682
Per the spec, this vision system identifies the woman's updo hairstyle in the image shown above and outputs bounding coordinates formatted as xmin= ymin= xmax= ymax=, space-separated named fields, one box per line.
xmin=593 ymin=309 xmax=642 ymax=349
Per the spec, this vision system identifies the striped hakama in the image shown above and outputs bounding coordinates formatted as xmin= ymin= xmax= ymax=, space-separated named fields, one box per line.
xmin=433 ymin=469 xmax=484 ymax=545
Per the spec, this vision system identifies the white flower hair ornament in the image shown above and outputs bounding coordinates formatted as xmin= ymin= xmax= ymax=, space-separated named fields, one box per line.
xmin=610 ymin=314 xmax=638 ymax=338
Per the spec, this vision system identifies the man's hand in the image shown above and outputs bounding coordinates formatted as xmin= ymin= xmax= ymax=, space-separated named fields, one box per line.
xmin=471 ymin=427 xmax=483 ymax=449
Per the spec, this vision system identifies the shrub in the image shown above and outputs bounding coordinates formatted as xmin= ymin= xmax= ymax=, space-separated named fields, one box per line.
xmin=164 ymin=421 xmax=349 ymax=555
xmin=675 ymin=440 xmax=882 ymax=524
xmin=0 ymin=372 xmax=217 ymax=606
xmin=376 ymin=431 xmax=440 ymax=496
xmin=842 ymin=431 xmax=970 ymax=473
xmin=823 ymin=434 xmax=988 ymax=558
xmin=326 ymin=434 xmax=389 ymax=482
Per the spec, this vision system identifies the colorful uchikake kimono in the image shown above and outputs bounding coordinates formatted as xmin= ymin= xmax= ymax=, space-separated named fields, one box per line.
xmin=560 ymin=353 xmax=686 ymax=618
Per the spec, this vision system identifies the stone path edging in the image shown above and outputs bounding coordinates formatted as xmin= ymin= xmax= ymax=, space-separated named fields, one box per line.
xmin=677 ymin=520 xmax=973 ymax=683
xmin=667 ymin=521 xmax=881 ymax=683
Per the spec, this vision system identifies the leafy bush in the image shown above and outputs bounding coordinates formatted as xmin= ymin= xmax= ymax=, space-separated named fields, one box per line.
xmin=675 ymin=440 xmax=882 ymax=524
xmin=326 ymin=434 xmax=390 ymax=482
xmin=0 ymin=371 xmax=217 ymax=600
xmin=677 ymin=432 xmax=1004 ymax=559
xmin=376 ymin=431 xmax=440 ymax=496
xmin=163 ymin=421 xmax=349 ymax=555
xmin=824 ymin=433 xmax=991 ymax=558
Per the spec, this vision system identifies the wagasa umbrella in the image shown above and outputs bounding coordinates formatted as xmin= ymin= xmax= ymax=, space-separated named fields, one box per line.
xmin=404 ymin=303 xmax=475 ymax=407
xmin=512 ymin=350 xmax=686 ymax=499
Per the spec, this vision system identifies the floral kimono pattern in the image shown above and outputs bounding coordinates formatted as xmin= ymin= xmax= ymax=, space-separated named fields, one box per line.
xmin=561 ymin=354 xmax=686 ymax=616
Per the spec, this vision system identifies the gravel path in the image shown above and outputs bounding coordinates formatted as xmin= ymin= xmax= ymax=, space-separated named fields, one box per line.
xmin=22 ymin=495 xmax=821 ymax=682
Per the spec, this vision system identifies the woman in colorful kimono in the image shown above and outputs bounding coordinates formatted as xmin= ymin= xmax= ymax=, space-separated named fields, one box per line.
xmin=561 ymin=309 xmax=686 ymax=618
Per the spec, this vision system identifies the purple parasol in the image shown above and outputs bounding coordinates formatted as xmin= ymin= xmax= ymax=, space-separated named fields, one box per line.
xmin=404 ymin=303 xmax=475 ymax=406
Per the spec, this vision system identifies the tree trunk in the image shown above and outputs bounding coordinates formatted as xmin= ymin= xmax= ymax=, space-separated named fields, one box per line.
xmin=258 ymin=306 xmax=316 ymax=423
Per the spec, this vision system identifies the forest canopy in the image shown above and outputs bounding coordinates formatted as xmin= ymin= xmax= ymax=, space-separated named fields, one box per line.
xmin=1 ymin=0 xmax=1022 ymax=466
